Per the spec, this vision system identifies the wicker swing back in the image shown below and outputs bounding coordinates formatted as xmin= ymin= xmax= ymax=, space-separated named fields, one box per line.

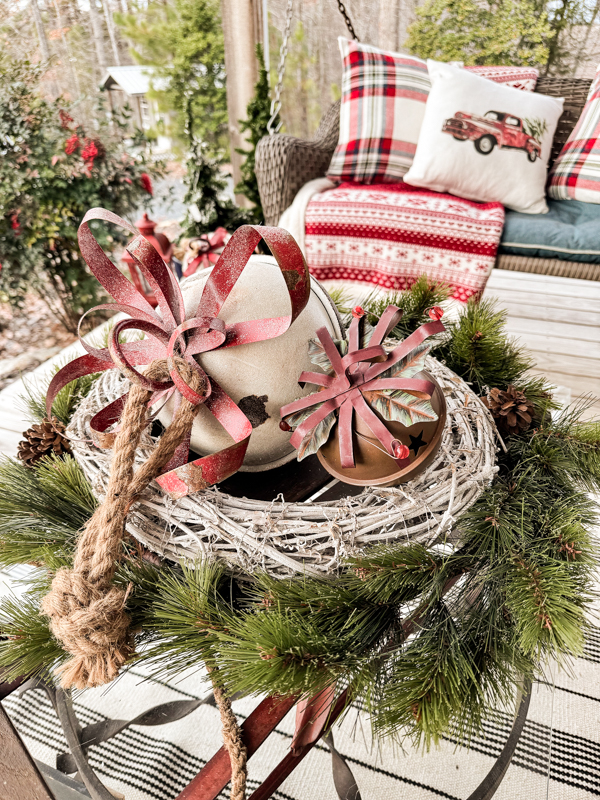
xmin=255 ymin=76 xmax=593 ymax=227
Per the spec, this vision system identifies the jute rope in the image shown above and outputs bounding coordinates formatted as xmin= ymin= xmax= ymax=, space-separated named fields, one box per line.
xmin=42 ymin=357 xmax=249 ymax=798
xmin=42 ymin=359 xmax=208 ymax=689
xmin=208 ymin=665 xmax=248 ymax=800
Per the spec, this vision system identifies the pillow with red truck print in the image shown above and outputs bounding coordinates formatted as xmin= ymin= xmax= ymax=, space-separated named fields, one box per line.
xmin=404 ymin=61 xmax=563 ymax=213
xmin=326 ymin=38 xmax=540 ymax=184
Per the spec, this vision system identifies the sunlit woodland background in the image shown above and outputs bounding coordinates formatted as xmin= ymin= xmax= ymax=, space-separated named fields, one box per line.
xmin=3 ymin=0 xmax=599 ymax=141
xmin=1 ymin=0 xmax=600 ymax=334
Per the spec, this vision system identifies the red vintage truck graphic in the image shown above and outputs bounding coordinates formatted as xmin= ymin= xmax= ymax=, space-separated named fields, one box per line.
xmin=442 ymin=110 xmax=542 ymax=162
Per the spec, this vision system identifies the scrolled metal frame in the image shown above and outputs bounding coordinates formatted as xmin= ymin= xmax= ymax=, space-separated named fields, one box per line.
xmin=9 ymin=675 xmax=531 ymax=800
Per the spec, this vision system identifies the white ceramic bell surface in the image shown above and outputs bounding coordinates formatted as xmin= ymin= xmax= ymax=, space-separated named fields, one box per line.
xmin=156 ymin=255 xmax=343 ymax=472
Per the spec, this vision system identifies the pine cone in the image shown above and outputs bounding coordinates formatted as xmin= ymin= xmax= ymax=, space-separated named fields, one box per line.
xmin=483 ymin=385 xmax=534 ymax=436
xmin=17 ymin=417 xmax=72 ymax=468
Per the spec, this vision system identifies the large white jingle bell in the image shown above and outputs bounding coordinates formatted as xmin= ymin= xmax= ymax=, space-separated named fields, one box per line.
xmin=156 ymin=255 xmax=343 ymax=472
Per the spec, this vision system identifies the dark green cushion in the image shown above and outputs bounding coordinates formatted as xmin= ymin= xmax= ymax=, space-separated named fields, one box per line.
xmin=500 ymin=199 xmax=600 ymax=264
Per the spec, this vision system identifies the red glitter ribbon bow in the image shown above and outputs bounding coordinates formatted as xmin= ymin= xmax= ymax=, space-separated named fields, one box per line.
xmin=46 ymin=208 xmax=310 ymax=498
xmin=280 ymin=306 xmax=445 ymax=469
xmin=182 ymin=228 xmax=229 ymax=277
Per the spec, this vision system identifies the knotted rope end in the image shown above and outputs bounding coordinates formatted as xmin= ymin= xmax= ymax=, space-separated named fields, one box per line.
xmin=42 ymin=567 xmax=134 ymax=690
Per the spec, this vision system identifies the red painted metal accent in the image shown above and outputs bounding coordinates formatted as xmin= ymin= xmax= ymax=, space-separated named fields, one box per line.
xmin=182 ymin=228 xmax=229 ymax=277
xmin=280 ymin=305 xmax=445 ymax=468
xmin=122 ymin=213 xmax=175 ymax=307
xmin=45 ymin=209 xmax=311 ymax=496
xmin=247 ymin=689 xmax=350 ymax=800
xmin=176 ymin=694 xmax=298 ymax=800
xmin=428 ymin=306 xmax=445 ymax=321
xmin=290 ymin=684 xmax=336 ymax=755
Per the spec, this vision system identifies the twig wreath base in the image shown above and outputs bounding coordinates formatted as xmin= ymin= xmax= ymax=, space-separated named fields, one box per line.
xmin=67 ymin=355 xmax=499 ymax=577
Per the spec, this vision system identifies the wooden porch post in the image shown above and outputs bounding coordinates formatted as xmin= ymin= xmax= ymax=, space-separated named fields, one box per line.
xmin=220 ymin=0 xmax=263 ymax=205
xmin=0 ymin=704 xmax=55 ymax=800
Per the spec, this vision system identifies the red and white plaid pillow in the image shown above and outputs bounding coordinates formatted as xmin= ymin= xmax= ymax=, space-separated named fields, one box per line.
xmin=548 ymin=65 xmax=600 ymax=202
xmin=327 ymin=39 xmax=539 ymax=184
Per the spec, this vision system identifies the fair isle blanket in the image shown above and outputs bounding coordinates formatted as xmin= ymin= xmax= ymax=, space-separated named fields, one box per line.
xmin=303 ymin=182 xmax=505 ymax=302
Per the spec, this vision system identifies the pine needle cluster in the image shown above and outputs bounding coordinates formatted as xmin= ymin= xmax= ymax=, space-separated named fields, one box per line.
xmin=234 ymin=44 xmax=275 ymax=222
xmin=21 ymin=363 xmax=99 ymax=427
xmin=437 ymin=299 xmax=533 ymax=391
xmin=340 ymin=275 xmax=450 ymax=338
xmin=0 ymin=286 xmax=598 ymax=751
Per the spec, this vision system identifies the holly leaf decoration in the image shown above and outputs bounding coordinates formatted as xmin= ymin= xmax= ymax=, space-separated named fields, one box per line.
xmin=360 ymin=320 xmax=375 ymax=349
xmin=284 ymin=404 xmax=316 ymax=430
xmin=379 ymin=342 xmax=431 ymax=380
xmin=364 ymin=389 xmax=438 ymax=427
xmin=296 ymin=408 xmax=337 ymax=461
xmin=308 ymin=337 xmax=347 ymax=373
xmin=282 ymin=401 xmax=337 ymax=461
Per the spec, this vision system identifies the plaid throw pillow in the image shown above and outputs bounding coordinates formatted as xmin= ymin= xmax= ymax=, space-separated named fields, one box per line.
xmin=327 ymin=38 xmax=539 ymax=184
xmin=548 ymin=67 xmax=600 ymax=202
xmin=327 ymin=40 xmax=430 ymax=183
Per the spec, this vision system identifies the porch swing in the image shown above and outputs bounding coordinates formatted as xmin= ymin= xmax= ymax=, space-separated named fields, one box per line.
xmin=256 ymin=4 xmax=594 ymax=292
xmin=255 ymin=0 xmax=360 ymax=225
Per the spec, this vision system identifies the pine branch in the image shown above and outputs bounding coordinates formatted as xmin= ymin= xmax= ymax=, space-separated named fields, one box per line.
xmin=504 ymin=556 xmax=592 ymax=659
xmin=454 ymin=477 xmax=537 ymax=561
xmin=134 ymin=562 xmax=232 ymax=677
xmin=0 ymin=590 xmax=68 ymax=683
xmin=216 ymin=608 xmax=373 ymax=699
xmin=345 ymin=542 xmax=447 ymax=604
xmin=372 ymin=592 xmax=535 ymax=747
xmin=534 ymin=406 xmax=600 ymax=492
xmin=437 ymin=299 xmax=533 ymax=392
xmin=361 ymin=275 xmax=450 ymax=338
xmin=21 ymin=364 xmax=98 ymax=426
xmin=0 ymin=457 xmax=91 ymax=568
xmin=36 ymin=454 xmax=97 ymax=515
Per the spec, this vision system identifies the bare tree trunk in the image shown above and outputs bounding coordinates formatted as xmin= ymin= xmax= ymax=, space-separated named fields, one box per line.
xmin=30 ymin=0 xmax=51 ymax=62
xmin=103 ymin=0 xmax=121 ymax=65
xmin=52 ymin=0 xmax=81 ymax=98
xmin=89 ymin=0 xmax=108 ymax=72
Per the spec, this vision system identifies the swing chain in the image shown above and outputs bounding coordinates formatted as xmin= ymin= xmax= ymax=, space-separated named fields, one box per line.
xmin=267 ymin=0 xmax=294 ymax=135
xmin=267 ymin=0 xmax=359 ymax=136
xmin=337 ymin=0 xmax=359 ymax=41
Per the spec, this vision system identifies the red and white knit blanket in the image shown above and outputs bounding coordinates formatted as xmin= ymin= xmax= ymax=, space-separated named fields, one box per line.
xmin=304 ymin=182 xmax=505 ymax=302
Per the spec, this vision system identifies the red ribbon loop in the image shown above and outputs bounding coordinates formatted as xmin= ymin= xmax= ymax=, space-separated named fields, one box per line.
xmin=47 ymin=209 xmax=311 ymax=498
xmin=280 ymin=306 xmax=445 ymax=470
